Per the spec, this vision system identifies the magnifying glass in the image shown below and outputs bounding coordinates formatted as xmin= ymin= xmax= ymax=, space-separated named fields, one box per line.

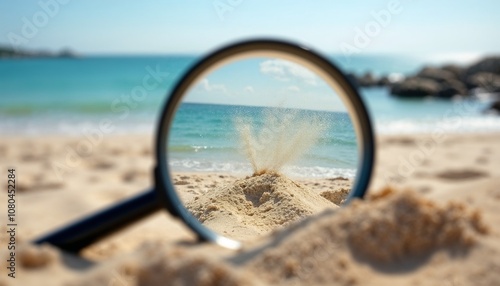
xmin=34 ymin=39 xmax=375 ymax=252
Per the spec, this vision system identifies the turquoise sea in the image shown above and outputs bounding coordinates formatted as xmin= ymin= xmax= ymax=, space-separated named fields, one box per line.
xmin=1 ymin=55 xmax=499 ymax=177
xmin=169 ymin=103 xmax=357 ymax=178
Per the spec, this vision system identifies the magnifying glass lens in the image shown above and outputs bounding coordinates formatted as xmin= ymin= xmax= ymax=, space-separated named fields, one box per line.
xmin=166 ymin=55 xmax=360 ymax=241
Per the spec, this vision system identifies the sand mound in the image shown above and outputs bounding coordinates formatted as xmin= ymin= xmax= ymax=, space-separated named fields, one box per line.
xmin=347 ymin=188 xmax=489 ymax=262
xmin=17 ymin=242 xmax=260 ymax=286
xmin=241 ymin=188 xmax=489 ymax=285
xmin=73 ymin=243 xmax=259 ymax=286
xmin=186 ymin=172 xmax=338 ymax=239
xmin=5 ymin=188 xmax=494 ymax=286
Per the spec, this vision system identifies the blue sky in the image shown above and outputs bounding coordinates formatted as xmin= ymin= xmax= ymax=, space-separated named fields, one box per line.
xmin=1 ymin=0 xmax=499 ymax=58
xmin=184 ymin=58 xmax=348 ymax=111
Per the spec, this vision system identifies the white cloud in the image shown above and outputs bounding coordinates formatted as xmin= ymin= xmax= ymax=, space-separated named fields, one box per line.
xmin=245 ymin=86 xmax=255 ymax=93
xmin=198 ymin=78 xmax=227 ymax=93
xmin=259 ymin=59 xmax=318 ymax=85
xmin=286 ymin=85 xmax=300 ymax=92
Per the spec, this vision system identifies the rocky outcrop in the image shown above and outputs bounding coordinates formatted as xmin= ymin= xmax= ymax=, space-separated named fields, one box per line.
xmin=0 ymin=46 xmax=78 ymax=59
xmin=390 ymin=77 xmax=441 ymax=97
xmin=465 ymin=57 xmax=500 ymax=77
xmin=465 ymin=72 xmax=500 ymax=92
xmin=417 ymin=67 xmax=458 ymax=83
xmin=389 ymin=56 xmax=500 ymax=98
xmin=389 ymin=66 xmax=468 ymax=98
xmin=413 ymin=67 xmax=468 ymax=97
xmin=357 ymin=72 xmax=378 ymax=87
xmin=347 ymin=72 xmax=401 ymax=89
xmin=441 ymin=64 xmax=465 ymax=79
xmin=437 ymin=79 xmax=469 ymax=98
xmin=487 ymin=100 xmax=500 ymax=113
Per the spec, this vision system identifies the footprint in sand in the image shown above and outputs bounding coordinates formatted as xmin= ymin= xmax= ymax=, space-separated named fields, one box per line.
xmin=417 ymin=185 xmax=432 ymax=193
xmin=436 ymin=169 xmax=488 ymax=181
xmin=476 ymin=156 xmax=489 ymax=164
xmin=141 ymin=148 xmax=151 ymax=156
xmin=38 ymin=182 xmax=65 ymax=190
xmin=18 ymin=180 xmax=64 ymax=192
xmin=0 ymin=145 xmax=7 ymax=156
xmin=122 ymin=169 xmax=148 ymax=182
xmin=91 ymin=177 xmax=101 ymax=183
xmin=328 ymin=177 xmax=349 ymax=182
xmin=122 ymin=171 xmax=137 ymax=182
xmin=92 ymin=160 xmax=115 ymax=170
xmin=414 ymin=171 xmax=429 ymax=178
xmin=21 ymin=153 xmax=40 ymax=162
xmin=385 ymin=137 xmax=415 ymax=146
xmin=482 ymin=147 xmax=492 ymax=154
xmin=445 ymin=153 xmax=459 ymax=159
xmin=110 ymin=148 xmax=123 ymax=155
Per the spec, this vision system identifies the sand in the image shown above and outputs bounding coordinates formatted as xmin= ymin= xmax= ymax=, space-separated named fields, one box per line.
xmin=185 ymin=172 xmax=339 ymax=240
xmin=1 ymin=132 xmax=500 ymax=285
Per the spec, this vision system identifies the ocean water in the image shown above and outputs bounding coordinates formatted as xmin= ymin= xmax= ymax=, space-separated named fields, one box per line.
xmin=1 ymin=55 xmax=499 ymax=177
xmin=0 ymin=56 xmax=192 ymax=135
xmin=168 ymin=103 xmax=357 ymax=178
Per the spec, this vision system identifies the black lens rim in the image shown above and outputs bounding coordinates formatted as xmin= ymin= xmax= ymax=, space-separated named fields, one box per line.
xmin=155 ymin=39 xmax=375 ymax=249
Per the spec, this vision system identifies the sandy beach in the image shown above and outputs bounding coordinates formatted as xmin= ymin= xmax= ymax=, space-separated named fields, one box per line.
xmin=1 ymin=132 xmax=500 ymax=285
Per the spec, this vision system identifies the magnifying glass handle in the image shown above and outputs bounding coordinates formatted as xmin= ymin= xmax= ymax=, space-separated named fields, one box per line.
xmin=34 ymin=189 xmax=161 ymax=253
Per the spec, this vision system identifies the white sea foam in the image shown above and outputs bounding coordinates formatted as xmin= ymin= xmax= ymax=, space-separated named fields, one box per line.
xmin=168 ymin=159 xmax=356 ymax=178
xmin=376 ymin=116 xmax=500 ymax=134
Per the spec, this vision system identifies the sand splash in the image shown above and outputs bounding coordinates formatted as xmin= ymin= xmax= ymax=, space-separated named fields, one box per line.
xmin=235 ymin=108 xmax=328 ymax=175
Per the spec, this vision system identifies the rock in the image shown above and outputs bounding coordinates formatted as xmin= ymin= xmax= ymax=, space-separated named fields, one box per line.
xmin=437 ymin=79 xmax=468 ymax=98
xmin=348 ymin=56 xmax=500 ymax=98
xmin=487 ymin=100 xmax=500 ymax=113
xmin=346 ymin=72 xmax=390 ymax=88
xmin=417 ymin=67 xmax=458 ymax=83
xmin=345 ymin=72 xmax=359 ymax=87
xmin=0 ymin=46 xmax=78 ymax=59
xmin=358 ymin=72 xmax=378 ymax=87
xmin=57 ymin=48 xmax=78 ymax=58
xmin=465 ymin=56 xmax=500 ymax=77
xmin=437 ymin=81 xmax=467 ymax=98
xmin=416 ymin=67 xmax=468 ymax=97
xmin=441 ymin=64 xmax=465 ymax=80
xmin=390 ymin=77 xmax=442 ymax=97
xmin=465 ymin=72 xmax=500 ymax=92
xmin=377 ymin=76 xmax=391 ymax=86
